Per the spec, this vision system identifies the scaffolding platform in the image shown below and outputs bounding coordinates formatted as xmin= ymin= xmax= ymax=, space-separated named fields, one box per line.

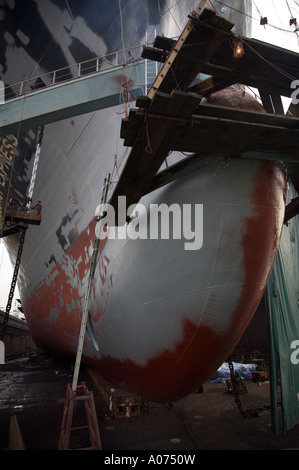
xmin=4 ymin=208 xmax=41 ymax=226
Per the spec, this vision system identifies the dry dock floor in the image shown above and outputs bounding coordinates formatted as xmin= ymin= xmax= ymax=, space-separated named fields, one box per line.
xmin=1 ymin=357 xmax=299 ymax=451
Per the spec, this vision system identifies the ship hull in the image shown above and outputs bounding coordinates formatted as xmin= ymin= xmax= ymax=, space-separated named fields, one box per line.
xmin=24 ymin=156 xmax=286 ymax=401
xmin=1 ymin=0 xmax=280 ymax=403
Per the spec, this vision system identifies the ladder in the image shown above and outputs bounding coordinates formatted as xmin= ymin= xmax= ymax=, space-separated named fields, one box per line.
xmin=26 ymin=125 xmax=44 ymax=210
xmin=58 ymin=174 xmax=110 ymax=450
xmin=71 ymin=173 xmax=111 ymax=392
xmin=145 ymin=29 xmax=159 ymax=94
xmin=145 ymin=57 xmax=158 ymax=94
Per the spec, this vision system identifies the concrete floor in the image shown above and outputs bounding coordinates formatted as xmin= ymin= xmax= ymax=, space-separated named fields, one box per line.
xmin=1 ymin=357 xmax=299 ymax=451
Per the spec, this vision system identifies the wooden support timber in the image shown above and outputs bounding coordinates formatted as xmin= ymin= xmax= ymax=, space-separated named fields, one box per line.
xmin=110 ymin=90 xmax=299 ymax=223
xmin=284 ymin=197 xmax=299 ymax=224
xmin=108 ymin=8 xmax=299 ymax=224
xmin=58 ymin=382 xmax=102 ymax=450
xmin=145 ymin=8 xmax=234 ymax=99
xmin=110 ymin=90 xmax=201 ymax=223
xmin=142 ymin=8 xmax=299 ymax=99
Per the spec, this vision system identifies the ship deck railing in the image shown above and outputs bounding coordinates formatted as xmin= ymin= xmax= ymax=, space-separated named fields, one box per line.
xmin=0 ymin=41 xmax=156 ymax=103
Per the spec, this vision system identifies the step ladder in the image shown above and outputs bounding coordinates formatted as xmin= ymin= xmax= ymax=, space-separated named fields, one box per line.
xmin=58 ymin=382 xmax=102 ymax=450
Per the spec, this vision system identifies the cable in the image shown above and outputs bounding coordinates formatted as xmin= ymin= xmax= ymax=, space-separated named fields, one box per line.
xmin=160 ymin=0 xmax=183 ymax=33
xmin=215 ymin=0 xmax=299 ymax=36
xmin=286 ymin=0 xmax=294 ymax=17
xmin=253 ymin=0 xmax=263 ymax=18
xmin=207 ymin=0 xmax=217 ymax=13
xmin=241 ymin=37 xmax=298 ymax=81
xmin=65 ymin=0 xmax=98 ymax=57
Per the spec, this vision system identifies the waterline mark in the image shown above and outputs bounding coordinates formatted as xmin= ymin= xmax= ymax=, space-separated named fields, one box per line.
xmin=95 ymin=196 xmax=203 ymax=251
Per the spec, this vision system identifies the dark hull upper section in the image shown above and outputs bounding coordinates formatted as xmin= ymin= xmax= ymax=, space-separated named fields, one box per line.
xmin=0 ymin=1 xmax=251 ymax=211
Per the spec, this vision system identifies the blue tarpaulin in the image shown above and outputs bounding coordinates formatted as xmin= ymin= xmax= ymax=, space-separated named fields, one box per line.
xmin=210 ymin=362 xmax=257 ymax=383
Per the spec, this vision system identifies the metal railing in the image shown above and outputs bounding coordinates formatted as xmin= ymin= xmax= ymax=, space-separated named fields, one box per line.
xmin=0 ymin=43 xmax=145 ymax=102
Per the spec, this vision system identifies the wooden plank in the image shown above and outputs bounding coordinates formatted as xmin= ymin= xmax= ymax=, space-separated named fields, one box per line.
xmin=108 ymin=6 xmax=299 ymax=229
xmin=135 ymin=95 xmax=151 ymax=109
xmin=258 ymin=92 xmax=284 ymax=115
xmin=284 ymin=196 xmax=299 ymax=224
xmin=141 ymin=46 xmax=166 ymax=63
xmin=140 ymin=36 xmax=176 ymax=62
xmin=147 ymin=7 xmax=234 ymax=99
xmin=203 ymin=60 xmax=287 ymax=97
xmin=111 ymin=88 xmax=299 ymax=226
xmin=141 ymin=13 xmax=234 ymax=95
xmin=195 ymin=102 xmax=299 ymax=128
xmin=115 ymin=110 xmax=299 ymax=225
xmin=141 ymin=9 xmax=299 ymax=109
xmin=148 ymin=91 xmax=172 ymax=115
xmin=270 ymin=94 xmax=285 ymax=115
xmin=188 ymin=76 xmax=234 ymax=96
xmin=167 ymin=114 xmax=299 ymax=159
xmin=174 ymin=21 xmax=234 ymax=92
xmin=203 ymin=36 xmax=298 ymax=98
xmin=109 ymin=91 xmax=201 ymax=222
xmin=153 ymin=35 xmax=176 ymax=51
xmin=243 ymin=36 xmax=299 ymax=82
xmin=120 ymin=109 xmax=144 ymax=146
xmin=143 ymin=8 xmax=299 ymax=101
xmin=258 ymin=90 xmax=275 ymax=113
xmin=121 ymin=110 xmax=299 ymax=160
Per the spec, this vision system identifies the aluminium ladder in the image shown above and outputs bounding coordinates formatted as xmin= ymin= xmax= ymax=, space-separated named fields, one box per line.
xmin=58 ymin=173 xmax=110 ymax=450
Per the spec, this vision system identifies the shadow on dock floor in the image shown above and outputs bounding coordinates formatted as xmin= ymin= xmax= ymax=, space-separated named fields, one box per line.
xmin=1 ymin=357 xmax=299 ymax=451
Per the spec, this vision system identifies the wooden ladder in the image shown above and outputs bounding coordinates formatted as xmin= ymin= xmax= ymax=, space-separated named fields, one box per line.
xmin=58 ymin=382 xmax=102 ymax=450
